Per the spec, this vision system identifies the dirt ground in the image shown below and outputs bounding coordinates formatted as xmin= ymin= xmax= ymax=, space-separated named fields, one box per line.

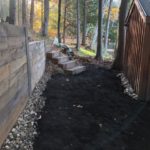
xmin=33 ymin=65 xmax=150 ymax=150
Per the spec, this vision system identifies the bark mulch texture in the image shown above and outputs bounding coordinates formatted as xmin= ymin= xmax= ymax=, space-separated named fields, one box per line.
xmin=33 ymin=65 xmax=150 ymax=150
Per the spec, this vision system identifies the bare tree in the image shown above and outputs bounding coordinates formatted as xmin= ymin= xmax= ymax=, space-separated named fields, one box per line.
xmin=63 ymin=0 xmax=67 ymax=43
xmin=9 ymin=0 xmax=16 ymax=24
xmin=42 ymin=0 xmax=50 ymax=36
xmin=22 ymin=0 xmax=27 ymax=25
xmin=104 ymin=0 xmax=113 ymax=50
xmin=76 ymin=0 xmax=80 ymax=50
xmin=30 ymin=0 xmax=35 ymax=29
xmin=58 ymin=0 xmax=62 ymax=43
xmin=96 ymin=0 xmax=103 ymax=60
xmin=82 ymin=0 xmax=87 ymax=46
xmin=91 ymin=0 xmax=108 ymax=50
xmin=41 ymin=0 xmax=44 ymax=31
xmin=112 ymin=0 xmax=129 ymax=70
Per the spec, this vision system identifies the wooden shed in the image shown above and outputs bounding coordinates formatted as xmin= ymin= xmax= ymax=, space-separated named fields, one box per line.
xmin=123 ymin=0 xmax=150 ymax=101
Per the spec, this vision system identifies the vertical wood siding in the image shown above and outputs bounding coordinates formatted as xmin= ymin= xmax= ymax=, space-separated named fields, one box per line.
xmin=123 ymin=4 xmax=150 ymax=100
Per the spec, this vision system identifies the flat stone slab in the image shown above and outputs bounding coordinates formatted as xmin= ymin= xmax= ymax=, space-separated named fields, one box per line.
xmin=47 ymin=51 xmax=61 ymax=59
xmin=66 ymin=66 xmax=86 ymax=75
xmin=59 ymin=60 xmax=76 ymax=70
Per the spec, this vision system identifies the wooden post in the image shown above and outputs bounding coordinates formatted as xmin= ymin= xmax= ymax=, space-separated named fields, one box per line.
xmin=24 ymin=27 xmax=32 ymax=96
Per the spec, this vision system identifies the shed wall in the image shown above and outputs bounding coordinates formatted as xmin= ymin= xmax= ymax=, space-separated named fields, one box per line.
xmin=123 ymin=4 xmax=150 ymax=100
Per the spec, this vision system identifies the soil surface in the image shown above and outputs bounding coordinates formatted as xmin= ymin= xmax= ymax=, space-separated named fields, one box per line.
xmin=33 ymin=65 xmax=150 ymax=150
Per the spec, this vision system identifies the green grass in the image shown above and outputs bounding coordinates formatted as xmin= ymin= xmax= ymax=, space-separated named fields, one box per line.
xmin=77 ymin=47 xmax=114 ymax=61
xmin=79 ymin=47 xmax=96 ymax=57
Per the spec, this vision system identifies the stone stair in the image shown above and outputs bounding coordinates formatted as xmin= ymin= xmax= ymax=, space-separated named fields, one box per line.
xmin=47 ymin=50 xmax=86 ymax=75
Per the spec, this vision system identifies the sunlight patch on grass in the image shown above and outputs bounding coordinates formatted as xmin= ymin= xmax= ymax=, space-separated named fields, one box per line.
xmin=79 ymin=47 xmax=96 ymax=57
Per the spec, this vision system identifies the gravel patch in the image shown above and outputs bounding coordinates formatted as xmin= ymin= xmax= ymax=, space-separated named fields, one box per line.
xmin=1 ymin=61 xmax=63 ymax=150
xmin=117 ymin=73 xmax=138 ymax=100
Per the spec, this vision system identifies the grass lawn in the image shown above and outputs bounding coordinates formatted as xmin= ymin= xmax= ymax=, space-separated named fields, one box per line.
xmin=79 ymin=47 xmax=96 ymax=57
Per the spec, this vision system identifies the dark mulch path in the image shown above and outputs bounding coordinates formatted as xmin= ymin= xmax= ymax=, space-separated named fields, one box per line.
xmin=33 ymin=65 xmax=150 ymax=150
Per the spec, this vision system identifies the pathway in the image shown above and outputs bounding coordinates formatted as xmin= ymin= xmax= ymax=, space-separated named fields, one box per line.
xmin=33 ymin=65 xmax=150 ymax=150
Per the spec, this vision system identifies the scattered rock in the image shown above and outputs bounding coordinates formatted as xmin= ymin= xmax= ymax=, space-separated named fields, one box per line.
xmin=99 ymin=123 xmax=103 ymax=128
xmin=66 ymin=78 xmax=70 ymax=82
xmin=73 ymin=104 xmax=83 ymax=109
xmin=117 ymin=73 xmax=138 ymax=100
xmin=97 ymin=84 xmax=101 ymax=88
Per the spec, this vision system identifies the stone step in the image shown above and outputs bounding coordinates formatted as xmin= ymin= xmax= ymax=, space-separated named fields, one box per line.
xmin=59 ymin=60 xmax=77 ymax=70
xmin=46 ymin=50 xmax=86 ymax=75
xmin=47 ymin=51 xmax=61 ymax=59
xmin=53 ymin=56 xmax=69 ymax=64
xmin=66 ymin=66 xmax=86 ymax=75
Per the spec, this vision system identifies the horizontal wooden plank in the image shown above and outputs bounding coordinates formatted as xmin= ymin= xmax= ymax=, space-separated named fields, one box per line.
xmin=17 ymin=71 xmax=28 ymax=91
xmin=0 ymin=94 xmax=27 ymax=147
xmin=0 ymin=79 xmax=9 ymax=97
xmin=31 ymin=61 xmax=45 ymax=90
xmin=4 ymin=23 xmax=25 ymax=37
xmin=10 ymin=55 xmax=27 ymax=74
xmin=0 ymin=23 xmax=25 ymax=51
xmin=0 ymin=37 xmax=8 ymax=51
xmin=0 ymin=48 xmax=26 ymax=68
xmin=0 ymin=82 xmax=18 ymax=112
xmin=7 ymin=37 xmax=25 ymax=49
xmin=32 ymin=55 xmax=45 ymax=65
xmin=0 ymin=49 xmax=11 ymax=67
xmin=0 ymin=24 xmax=7 ymax=41
xmin=9 ymin=47 xmax=26 ymax=61
xmin=0 ymin=64 xmax=9 ymax=82
xmin=0 ymin=82 xmax=28 ymax=125
xmin=0 ymin=66 xmax=28 ymax=117
xmin=9 ymin=63 xmax=27 ymax=87
xmin=0 ymin=23 xmax=28 ymax=147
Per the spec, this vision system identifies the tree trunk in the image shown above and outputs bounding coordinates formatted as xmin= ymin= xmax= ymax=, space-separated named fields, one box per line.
xmin=42 ymin=0 xmax=50 ymax=36
xmin=82 ymin=0 xmax=87 ymax=46
xmin=41 ymin=0 xmax=44 ymax=31
xmin=58 ymin=0 xmax=62 ymax=43
xmin=104 ymin=0 xmax=113 ymax=50
xmin=30 ymin=0 xmax=34 ymax=29
xmin=112 ymin=0 xmax=129 ymax=70
xmin=63 ymin=0 xmax=67 ymax=43
xmin=96 ymin=0 xmax=103 ymax=60
xmin=22 ymin=0 xmax=27 ymax=26
xmin=91 ymin=0 xmax=108 ymax=51
xmin=91 ymin=23 xmax=98 ymax=50
xmin=76 ymin=0 xmax=80 ymax=50
xmin=9 ymin=0 xmax=16 ymax=24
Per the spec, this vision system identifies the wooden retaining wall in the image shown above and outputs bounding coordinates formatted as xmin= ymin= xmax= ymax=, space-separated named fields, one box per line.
xmin=0 ymin=23 xmax=46 ymax=146
xmin=29 ymin=41 xmax=46 ymax=91
xmin=0 ymin=23 xmax=28 ymax=146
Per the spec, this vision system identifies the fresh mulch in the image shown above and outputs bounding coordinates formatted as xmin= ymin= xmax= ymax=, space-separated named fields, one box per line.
xmin=33 ymin=65 xmax=150 ymax=150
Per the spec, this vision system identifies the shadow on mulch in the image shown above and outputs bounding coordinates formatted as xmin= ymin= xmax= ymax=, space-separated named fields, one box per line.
xmin=33 ymin=65 xmax=150 ymax=150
